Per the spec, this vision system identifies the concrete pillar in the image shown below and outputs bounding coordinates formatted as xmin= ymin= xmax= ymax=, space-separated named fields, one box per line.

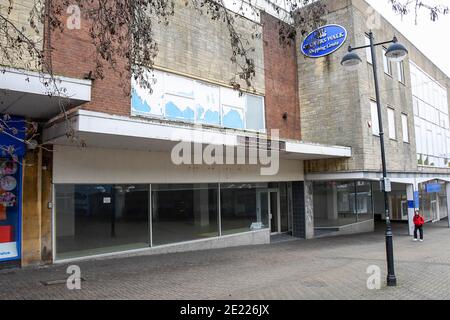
xmin=304 ymin=181 xmax=315 ymax=239
xmin=446 ymin=182 xmax=450 ymax=228
xmin=194 ymin=185 xmax=209 ymax=227
xmin=114 ymin=189 xmax=125 ymax=219
xmin=22 ymin=149 xmax=42 ymax=266
xmin=327 ymin=183 xmax=338 ymax=221
xmin=40 ymin=149 xmax=53 ymax=263
xmin=406 ymin=182 xmax=419 ymax=236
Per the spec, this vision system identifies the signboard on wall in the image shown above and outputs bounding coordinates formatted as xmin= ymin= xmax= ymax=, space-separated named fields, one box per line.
xmin=414 ymin=191 xmax=420 ymax=208
xmin=0 ymin=116 xmax=25 ymax=262
xmin=301 ymin=24 xmax=348 ymax=58
xmin=426 ymin=183 xmax=441 ymax=193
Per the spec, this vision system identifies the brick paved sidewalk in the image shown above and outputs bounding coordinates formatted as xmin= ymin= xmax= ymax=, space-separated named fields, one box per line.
xmin=1 ymin=220 xmax=450 ymax=300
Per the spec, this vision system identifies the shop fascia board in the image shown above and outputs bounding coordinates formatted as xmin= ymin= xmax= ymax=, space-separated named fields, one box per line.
xmin=43 ymin=110 xmax=352 ymax=160
xmin=306 ymin=172 xmax=450 ymax=184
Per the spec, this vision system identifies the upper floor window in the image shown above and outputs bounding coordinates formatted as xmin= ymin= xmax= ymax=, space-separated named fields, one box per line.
xmin=401 ymin=113 xmax=409 ymax=143
xmin=382 ymin=48 xmax=392 ymax=76
xmin=365 ymin=36 xmax=372 ymax=64
xmin=397 ymin=61 xmax=405 ymax=84
xmin=131 ymin=69 xmax=265 ymax=132
xmin=370 ymin=101 xmax=379 ymax=136
xmin=387 ymin=108 xmax=396 ymax=140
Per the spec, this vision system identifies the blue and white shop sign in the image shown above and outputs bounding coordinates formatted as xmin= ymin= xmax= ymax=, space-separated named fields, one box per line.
xmin=301 ymin=24 xmax=348 ymax=58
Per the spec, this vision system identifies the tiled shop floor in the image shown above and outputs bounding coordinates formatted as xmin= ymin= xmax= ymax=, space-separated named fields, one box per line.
xmin=1 ymin=220 xmax=450 ymax=300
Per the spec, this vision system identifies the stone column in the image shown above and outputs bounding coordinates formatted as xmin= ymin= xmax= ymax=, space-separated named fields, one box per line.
xmin=446 ymin=182 xmax=450 ymax=228
xmin=22 ymin=149 xmax=43 ymax=266
xmin=406 ymin=181 xmax=420 ymax=236
xmin=303 ymin=181 xmax=315 ymax=239
xmin=194 ymin=185 xmax=209 ymax=227
xmin=327 ymin=183 xmax=338 ymax=221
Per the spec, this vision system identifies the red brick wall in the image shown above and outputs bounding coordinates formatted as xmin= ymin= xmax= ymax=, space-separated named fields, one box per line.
xmin=261 ymin=12 xmax=301 ymax=141
xmin=48 ymin=6 xmax=130 ymax=116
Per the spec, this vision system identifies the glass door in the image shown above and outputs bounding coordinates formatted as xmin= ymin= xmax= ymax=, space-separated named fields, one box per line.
xmin=270 ymin=191 xmax=280 ymax=234
xmin=431 ymin=200 xmax=438 ymax=222
xmin=257 ymin=189 xmax=280 ymax=234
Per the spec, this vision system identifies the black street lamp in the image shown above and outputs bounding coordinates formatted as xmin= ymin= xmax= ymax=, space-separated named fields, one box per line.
xmin=341 ymin=31 xmax=408 ymax=287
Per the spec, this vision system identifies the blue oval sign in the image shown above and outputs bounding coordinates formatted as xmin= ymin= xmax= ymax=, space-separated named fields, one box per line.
xmin=301 ymin=24 xmax=348 ymax=58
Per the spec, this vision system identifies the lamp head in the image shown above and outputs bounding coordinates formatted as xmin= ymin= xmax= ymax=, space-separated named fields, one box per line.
xmin=385 ymin=42 xmax=408 ymax=62
xmin=341 ymin=51 xmax=362 ymax=71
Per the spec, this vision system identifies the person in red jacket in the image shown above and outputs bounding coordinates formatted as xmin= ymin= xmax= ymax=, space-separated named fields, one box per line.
xmin=413 ymin=210 xmax=425 ymax=242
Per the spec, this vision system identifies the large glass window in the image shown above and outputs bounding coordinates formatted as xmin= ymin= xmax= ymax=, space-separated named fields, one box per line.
xmin=220 ymin=183 xmax=270 ymax=235
xmin=313 ymin=181 xmax=373 ymax=228
xmin=411 ymin=61 xmax=450 ymax=167
xmin=152 ymin=184 xmax=219 ymax=246
xmin=55 ymin=184 xmax=150 ymax=260
xmin=55 ymin=181 xmax=285 ymax=259
xmin=0 ymin=159 xmax=22 ymax=262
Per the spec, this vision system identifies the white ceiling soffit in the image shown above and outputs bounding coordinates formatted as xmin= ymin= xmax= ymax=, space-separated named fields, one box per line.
xmin=0 ymin=67 xmax=91 ymax=119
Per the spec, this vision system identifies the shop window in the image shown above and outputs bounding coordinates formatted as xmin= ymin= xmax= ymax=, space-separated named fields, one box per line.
xmin=151 ymin=184 xmax=219 ymax=246
xmin=55 ymin=184 xmax=150 ymax=260
xmin=220 ymin=183 xmax=270 ymax=235
xmin=0 ymin=117 xmax=26 ymax=262
xmin=0 ymin=159 xmax=22 ymax=262
xmin=313 ymin=181 xmax=373 ymax=228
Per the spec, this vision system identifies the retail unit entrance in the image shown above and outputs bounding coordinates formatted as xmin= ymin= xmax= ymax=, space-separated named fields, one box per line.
xmin=257 ymin=189 xmax=289 ymax=235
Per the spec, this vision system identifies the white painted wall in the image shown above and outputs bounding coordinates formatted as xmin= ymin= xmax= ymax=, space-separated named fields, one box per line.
xmin=53 ymin=145 xmax=304 ymax=184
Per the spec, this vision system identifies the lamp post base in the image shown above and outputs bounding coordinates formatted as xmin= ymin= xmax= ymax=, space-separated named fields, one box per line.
xmin=385 ymin=217 xmax=397 ymax=287
xmin=387 ymin=275 xmax=397 ymax=287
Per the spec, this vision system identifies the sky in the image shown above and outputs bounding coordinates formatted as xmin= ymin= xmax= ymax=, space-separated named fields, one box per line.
xmin=365 ymin=0 xmax=450 ymax=77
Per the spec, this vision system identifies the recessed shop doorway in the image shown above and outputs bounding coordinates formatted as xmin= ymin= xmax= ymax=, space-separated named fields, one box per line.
xmin=431 ymin=200 xmax=439 ymax=222
xmin=256 ymin=189 xmax=285 ymax=234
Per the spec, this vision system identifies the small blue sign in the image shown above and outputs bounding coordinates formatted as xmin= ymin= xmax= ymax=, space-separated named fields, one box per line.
xmin=301 ymin=24 xmax=348 ymax=58
xmin=414 ymin=191 xmax=420 ymax=208
xmin=408 ymin=201 xmax=415 ymax=209
xmin=426 ymin=183 xmax=441 ymax=193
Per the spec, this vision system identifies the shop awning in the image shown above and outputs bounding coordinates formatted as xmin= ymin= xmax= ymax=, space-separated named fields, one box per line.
xmin=0 ymin=67 xmax=91 ymax=119
xmin=43 ymin=110 xmax=352 ymax=161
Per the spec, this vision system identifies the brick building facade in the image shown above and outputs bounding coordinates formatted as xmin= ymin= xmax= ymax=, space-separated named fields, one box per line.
xmin=1 ymin=0 xmax=449 ymax=267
